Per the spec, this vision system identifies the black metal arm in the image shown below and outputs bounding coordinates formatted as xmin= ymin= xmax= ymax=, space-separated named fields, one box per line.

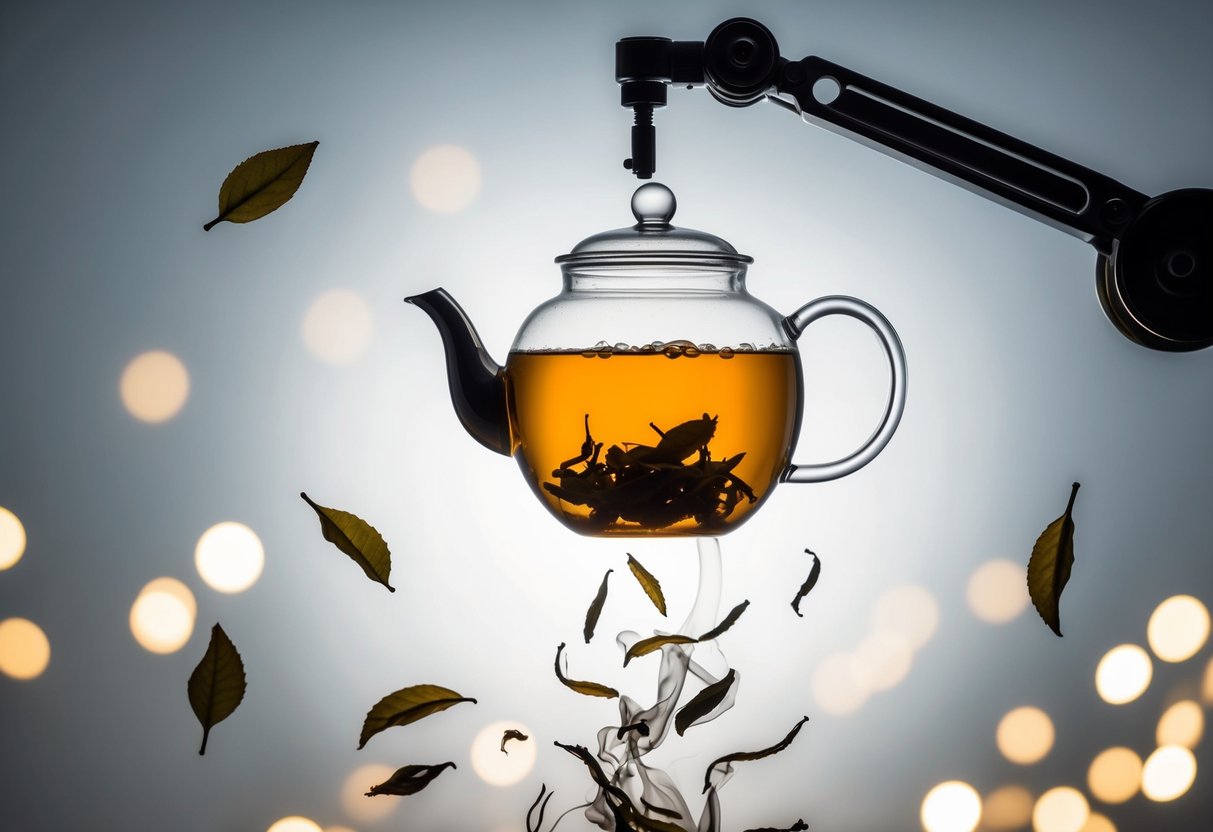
xmin=615 ymin=18 xmax=1213 ymax=352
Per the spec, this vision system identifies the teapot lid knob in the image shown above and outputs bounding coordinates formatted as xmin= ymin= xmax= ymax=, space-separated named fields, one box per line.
xmin=631 ymin=182 xmax=677 ymax=228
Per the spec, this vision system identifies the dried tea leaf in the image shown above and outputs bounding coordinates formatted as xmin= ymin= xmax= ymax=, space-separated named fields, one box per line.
xmin=623 ymin=634 xmax=698 ymax=666
xmin=791 ymin=549 xmax=820 ymax=618
xmin=554 ymin=643 xmax=619 ymax=699
xmin=617 ymin=720 xmax=650 ymax=740
xmin=703 ymin=715 xmax=810 ymax=793
xmin=675 ymin=669 xmax=737 ymax=736
xmin=698 ymin=600 xmax=750 ymax=642
xmin=743 ymin=821 xmax=809 ymax=832
xmin=187 ymin=623 xmax=246 ymax=755
xmin=1027 ymin=482 xmax=1081 ymax=637
xmin=501 ymin=728 xmax=529 ymax=754
xmin=527 ymin=784 xmax=556 ymax=832
xmin=301 ymin=492 xmax=395 ymax=593
xmin=584 ymin=569 xmax=612 ymax=643
xmin=358 ymin=684 xmax=476 ymax=749
xmin=627 ymin=554 xmax=667 ymax=616
xmin=204 ymin=141 xmax=318 ymax=230
xmin=365 ymin=762 xmax=455 ymax=797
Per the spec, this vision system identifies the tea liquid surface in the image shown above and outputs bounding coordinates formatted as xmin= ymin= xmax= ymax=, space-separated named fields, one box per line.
xmin=507 ymin=348 xmax=800 ymax=536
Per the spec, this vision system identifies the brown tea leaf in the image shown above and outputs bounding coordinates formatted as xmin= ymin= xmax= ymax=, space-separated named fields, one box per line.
xmin=650 ymin=413 xmax=718 ymax=463
xmin=554 ymin=643 xmax=619 ymax=699
xmin=791 ymin=549 xmax=820 ymax=618
xmin=623 ymin=634 xmax=697 ymax=666
xmin=301 ymin=492 xmax=395 ymax=593
xmin=501 ymin=728 xmax=529 ymax=754
xmin=698 ymin=599 xmax=750 ymax=642
xmin=204 ymin=141 xmax=318 ymax=230
xmin=584 ymin=569 xmax=612 ymax=643
xmin=617 ymin=720 xmax=650 ymax=740
xmin=675 ymin=669 xmax=737 ymax=736
xmin=1027 ymin=482 xmax=1081 ymax=637
xmin=743 ymin=821 xmax=809 ymax=832
xmin=358 ymin=685 xmax=476 ymax=749
xmin=627 ymin=554 xmax=667 ymax=616
xmin=365 ymin=762 xmax=455 ymax=797
xmin=187 ymin=623 xmax=246 ymax=755
xmin=526 ymin=784 xmax=555 ymax=832
xmin=703 ymin=715 xmax=810 ymax=793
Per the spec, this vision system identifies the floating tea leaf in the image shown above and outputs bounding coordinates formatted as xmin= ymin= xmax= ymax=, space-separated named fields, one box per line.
xmin=365 ymin=762 xmax=455 ymax=797
xmin=627 ymin=554 xmax=667 ymax=616
xmin=1027 ymin=482 xmax=1081 ymax=637
xmin=703 ymin=715 xmax=810 ymax=793
xmin=791 ymin=549 xmax=820 ymax=618
xmin=584 ymin=569 xmax=612 ymax=643
xmin=617 ymin=720 xmax=651 ymax=740
xmin=554 ymin=643 xmax=619 ymax=699
xmin=204 ymin=141 xmax=318 ymax=230
xmin=698 ymin=600 xmax=750 ymax=642
xmin=301 ymin=492 xmax=395 ymax=592
xmin=527 ymin=784 xmax=555 ymax=832
xmin=187 ymin=623 xmax=246 ymax=755
xmin=675 ymin=669 xmax=737 ymax=736
xmin=501 ymin=728 xmax=529 ymax=754
xmin=358 ymin=684 xmax=476 ymax=749
xmin=555 ymin=741 xmax=685 ymax=832
xmin=623 ymin=634 xmax=697 ymax=666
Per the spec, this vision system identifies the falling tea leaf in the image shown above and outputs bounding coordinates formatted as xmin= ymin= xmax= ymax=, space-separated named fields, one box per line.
xmin=1027 ymin=482 xmax=1081 ymax=637
xmin=365 ymin=761 xmax=456 ymax=796
xmin=204 ymin=141 xmax=318 ymax=230
xmin=301 ymin=492 xmax=395 ymax=593
xmin=501 ymin=728 xmax=529 ymax=754
xmin=703 ymin=715 xmax=810 ymax=793
xmin=358 ymin=684 xmax=476 ymax=749
xmin=617 ymin=720 xmax=651 ymax=740
xmin=675 ymin=669 xmax=737 ymax=736
xmin=627 ymin=554 xmax=667 ymax=616
xmin=584 ymin=569 xmax=612 ymax=643
xmin=698 ymin=600 xmax=750 ymax=642
xmin=555 ymin=741 xmax=685 ymax=832
xmin=623 ymin=634 xmax=698 ymax=666
xmin=187 ymin=623 xmax=246 ymax=755
xmin=791 ymin=549 xmax=820 ymax=618
xmin=554 ymin=643 xmax=619 ymax=699
xmin=527 ymin=784 xmax=556 ymax=832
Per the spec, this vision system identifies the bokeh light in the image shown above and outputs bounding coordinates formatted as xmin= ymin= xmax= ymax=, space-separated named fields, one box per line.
xmin=301 ymin=289 xmax=374 ymax=366
xmin=1032 ymin=787 xmax=1089 ymax=832
xmin=1204 ymin=656 xmax=1213 ymax=705
xmin=812 ymin=651 xmax=870 ymax=716
xmin=129 ymin=577 xmax=196 ymax=654
xmin=872 ymin=585 xmax=940 ymax=651
xmin=470 ymin=721 xmax=537 ymax=786
xmin=267 ymin=817 xmax=323 ymax=832
xmin=0 ymin=618 xmax=51 ymax=680
xmin=966 ymin=559 xmax=1030 ymax=624
xmin=1086 ymin=747 xmax=1142 ymax=804
xmin=996 ymin=706 xmax=1055 ymax=765
xmin=920 ymin=780 xmax=981 ymax=832
xmin=119 ymin=350 xmax=190 ymax=423
xmin=195 ymin=522 xmax=265 ymax=593
xmin=1147 ymin=595 xmax=1210 ymax=663
xmin=410 ymin=144 xmax=481 ymax=213
xmin=342 ymin=763 xmax=397 ymax=822
xmin=850 ymin=631 xmax=914 ymax=692
xmin=1141 ymin=746 xmax=1197 ymax=802
xmin=1079 ymin=813 xmax=1116 ymax=832
xmin=1156 ymin=700 xmax=1203 ymax=748
xmin=981 ymin=785 xmax=1033 ymax=830
xmin=325 ymin=827 xmax=358 ymax=832
xmin=1095 ymin=645 xmax=1152 ymax=705
xmin=0 ymin=505 xmax=27 ymax=570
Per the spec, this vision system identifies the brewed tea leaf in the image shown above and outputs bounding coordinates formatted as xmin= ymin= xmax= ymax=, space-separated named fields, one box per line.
xmin=554 ymin=643 xmax=619 ymax=699
xmin=675 ymin=669 xmax=737 ymax=736
xmin=698 ymin=600 xmax=750 ymax=642
xmin=204 ymin=141 xmax=318 ymax=230
xmin=703 ymin=715 xmax=810 ymax=793
xmin=651 ymin=414 xmax=718 ymax=463
xmin=301 ymin=492 xmax=395 ymax=592
xmin=358 ymin=684 xmax=476 ymax=749
xmin=365 ymin=761 xmax=456 ymax=797
xmin=187 ymin=623 xmax=246 ymax=755
xmin=584 ymin=569 xmax=612 ymax=643
xmin=1027 ymin=482 xmax=1081 ymax=637
xmin=501 ymin=728 xmax=529 ymax=754
xmin=627 ymin=554 xmax=667 ymax=616
xmin=791 ymin=549 xmax=820 ymax=618
xmin=623 ymin=633 xmax=697 ymax=666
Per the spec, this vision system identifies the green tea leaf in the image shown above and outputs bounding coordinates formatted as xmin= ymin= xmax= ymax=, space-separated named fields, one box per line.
xmin=187 ymin=623 xmax=247 ymax=755
xmin=1027 ymin=482 xmax=1081 ymax=637
xmin=501 ymin=728 xmax=529 ymax=754
xmin=623 ymin=634 xmax=697 ymax=666
xmin=301 ymin=492 xmax=395 ymax=593
xmin=703 ymin=715 xmax=810 ymax=793
xmin=698 ymin=600 xmax=750 ymax=642
xmin=359 ymin=684 xmax=476 ymax=749
xmin=627 ymin=554 xmax=667 ymax=616
xmin=675 ymin=669 xmax=737 ymax=736
xmin=365 ymin=762 xmax=455 ymax=797
xmin=584 ymin=569 xmax=612 ymax=643
xmin=791 ymin=549 xmax=820 ymax=618
xmin=554 ymin=643 xmax=619 ymax=699
xmin=204 ymin=141 xmax=318 ymax=230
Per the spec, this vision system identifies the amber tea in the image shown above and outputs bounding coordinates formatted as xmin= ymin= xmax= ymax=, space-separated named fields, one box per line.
xmin=506 ymin=345 xmax=800 ymax=536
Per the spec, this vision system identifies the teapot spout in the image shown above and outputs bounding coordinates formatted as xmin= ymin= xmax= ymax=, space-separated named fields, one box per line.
xmin=405 ymin=288 xmax=511 ymax=456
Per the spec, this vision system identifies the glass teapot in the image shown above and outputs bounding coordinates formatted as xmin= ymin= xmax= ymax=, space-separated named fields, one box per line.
xmin=407 ymin=183 xmax=907 ymax=537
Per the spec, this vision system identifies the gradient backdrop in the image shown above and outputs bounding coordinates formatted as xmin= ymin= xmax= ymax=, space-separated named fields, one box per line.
xmin=1 ymin=1 xmax=1211 ymax=830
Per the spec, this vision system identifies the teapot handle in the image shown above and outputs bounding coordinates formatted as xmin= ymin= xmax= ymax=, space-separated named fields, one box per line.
xmin=780 ymin=296 xmax=907 ymax=483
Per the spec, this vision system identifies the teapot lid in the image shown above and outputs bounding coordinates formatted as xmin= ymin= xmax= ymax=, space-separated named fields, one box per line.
xmin=556 ymin=183 xmax=753 ymax=266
